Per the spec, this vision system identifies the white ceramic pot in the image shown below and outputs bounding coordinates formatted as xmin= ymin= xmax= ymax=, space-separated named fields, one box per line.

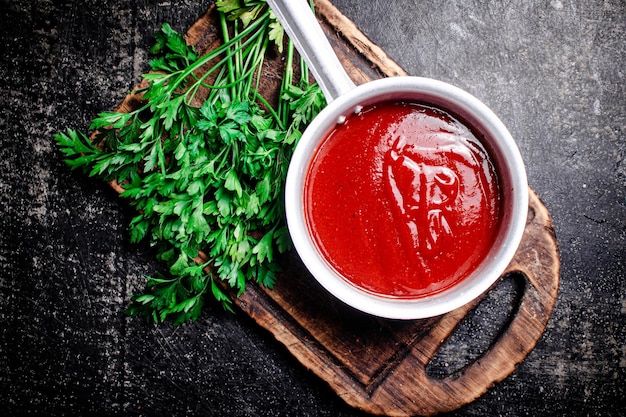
xmin=269 ymin=0 xmax=528 ymax=319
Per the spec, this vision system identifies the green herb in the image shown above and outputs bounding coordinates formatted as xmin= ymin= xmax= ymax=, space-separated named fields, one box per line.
xmin=55 ymin=1 xmax=325 ymax=325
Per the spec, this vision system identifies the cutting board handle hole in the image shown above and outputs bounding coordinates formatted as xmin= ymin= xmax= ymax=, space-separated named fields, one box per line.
xmin=425 ymin=271 xmax=527 ymax=379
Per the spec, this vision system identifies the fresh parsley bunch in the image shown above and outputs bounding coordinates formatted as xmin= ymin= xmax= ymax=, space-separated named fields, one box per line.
xmin=55 ymin=0 xmax=325 ymax=325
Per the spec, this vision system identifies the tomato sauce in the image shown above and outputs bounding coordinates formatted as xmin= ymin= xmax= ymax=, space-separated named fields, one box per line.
xmin=304 ymin=101 xmax=501 ymax=298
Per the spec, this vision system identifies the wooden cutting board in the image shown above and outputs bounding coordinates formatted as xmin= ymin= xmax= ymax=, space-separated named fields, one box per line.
xmin=109 ymin=2 xmax=560 ymax=415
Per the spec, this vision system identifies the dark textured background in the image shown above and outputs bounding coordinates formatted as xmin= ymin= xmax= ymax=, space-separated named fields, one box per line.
xmin=1 ymin=0 xmax=624 ymax=416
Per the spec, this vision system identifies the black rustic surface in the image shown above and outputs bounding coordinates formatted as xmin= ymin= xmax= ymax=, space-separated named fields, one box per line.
xmin=1 ymin=0 xmax=624 ymax=416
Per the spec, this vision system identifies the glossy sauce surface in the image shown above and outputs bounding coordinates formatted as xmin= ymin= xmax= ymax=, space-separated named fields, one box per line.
xmin=304 ymin=101 xmax=501 ymax=298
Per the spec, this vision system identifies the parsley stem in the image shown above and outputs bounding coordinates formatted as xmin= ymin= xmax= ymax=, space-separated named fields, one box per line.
xmin=221 ymin=13 xmax=235 ymax=101
xmin=169 ymin=10 xmax=272 ymax=101
xmin=254 ymin=91 xmax=283 ymax=130
xmin=279 ymin=39 xmax=295 ymax=127
xmin=185 ymin=16 xmax=270 ymax=106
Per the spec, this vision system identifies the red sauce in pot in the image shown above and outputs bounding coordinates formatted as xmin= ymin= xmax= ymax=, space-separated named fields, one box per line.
xmin=304 ymin=101 xmax=501 ymax=298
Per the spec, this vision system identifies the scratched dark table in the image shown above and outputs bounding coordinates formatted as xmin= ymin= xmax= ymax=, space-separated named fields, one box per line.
xmin=1 ymin=0 xmax=624 ymax=416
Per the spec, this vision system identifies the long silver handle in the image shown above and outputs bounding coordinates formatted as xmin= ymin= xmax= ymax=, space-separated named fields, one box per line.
xmin=266 ymin=0 xmax=356 ymax=102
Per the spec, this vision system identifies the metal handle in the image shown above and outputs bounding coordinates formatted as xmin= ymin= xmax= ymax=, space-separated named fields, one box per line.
xmin=266 ymin=0 xmax=356 ymax=102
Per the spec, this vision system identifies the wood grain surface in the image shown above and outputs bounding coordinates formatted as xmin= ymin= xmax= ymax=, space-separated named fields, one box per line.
xmin=107 ymin=1 xmax=560 ymax=415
